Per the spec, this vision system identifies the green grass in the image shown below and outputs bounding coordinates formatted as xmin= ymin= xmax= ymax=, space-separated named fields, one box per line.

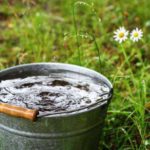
xmin=0 ymin=0 xmax=150 ymax=149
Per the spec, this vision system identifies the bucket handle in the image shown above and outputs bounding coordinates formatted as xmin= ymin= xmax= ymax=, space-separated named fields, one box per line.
xmin=0 ymin=103 xmax=39 ymax=121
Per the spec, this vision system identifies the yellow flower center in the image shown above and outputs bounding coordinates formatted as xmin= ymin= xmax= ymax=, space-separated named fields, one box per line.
xmin=119 ymin=32 xmax=124 ymax=38
xmin=133 ymin=32 xmax=139 ymax=37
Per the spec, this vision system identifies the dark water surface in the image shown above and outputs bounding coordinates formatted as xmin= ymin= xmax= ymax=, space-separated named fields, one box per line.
xmin=0 ymin=76 xmax=110 ymax=116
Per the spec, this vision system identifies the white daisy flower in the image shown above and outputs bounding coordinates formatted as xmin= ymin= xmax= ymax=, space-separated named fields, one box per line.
xmin=130 ymin=28 xmax=143 ymax=42
xmin=113 ymin=27 xmax=129 ymax=43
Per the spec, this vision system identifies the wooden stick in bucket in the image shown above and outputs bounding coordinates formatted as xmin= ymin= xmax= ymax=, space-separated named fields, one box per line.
xmin=0 ymin=103 xmax=39 ymax=121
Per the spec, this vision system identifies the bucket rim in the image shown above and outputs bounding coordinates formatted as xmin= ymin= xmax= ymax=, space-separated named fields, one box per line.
xmin=0 ymin=62 xmax=113 ymax=118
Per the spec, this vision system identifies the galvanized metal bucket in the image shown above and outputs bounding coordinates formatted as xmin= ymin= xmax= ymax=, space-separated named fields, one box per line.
xmin=0 ymin=63 xmax=113 ymax=150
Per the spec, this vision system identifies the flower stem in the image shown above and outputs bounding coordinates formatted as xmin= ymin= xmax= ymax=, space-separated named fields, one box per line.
xmin=120 ymin=44 xmax=134 ymax=78
xmin=92 ymin=35 xmax=101 ymax=72
xmin=72 ymin=4 xmax=81 ymax=66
